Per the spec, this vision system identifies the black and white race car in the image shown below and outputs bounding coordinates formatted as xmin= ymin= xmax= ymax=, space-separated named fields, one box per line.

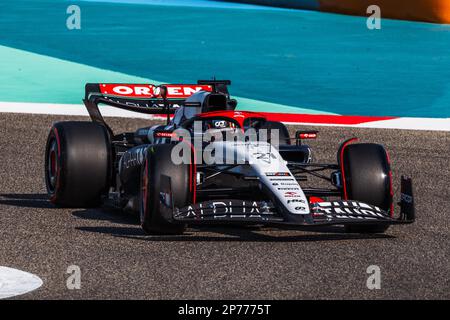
xmin=45 ymin=80 xmax=415 ymax=235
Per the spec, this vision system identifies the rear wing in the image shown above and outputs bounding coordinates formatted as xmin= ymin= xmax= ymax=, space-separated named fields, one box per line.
xmin=83 ymin=80 xmax=231 ymax=132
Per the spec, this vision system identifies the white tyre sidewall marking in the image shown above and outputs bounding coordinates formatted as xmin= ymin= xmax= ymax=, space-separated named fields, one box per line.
xmin=0 ymin=267 xmax=43 ymax=299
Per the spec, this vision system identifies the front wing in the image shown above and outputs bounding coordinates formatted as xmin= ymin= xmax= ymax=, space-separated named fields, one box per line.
xmin=159 ymin=175 xmax=415 ymax=228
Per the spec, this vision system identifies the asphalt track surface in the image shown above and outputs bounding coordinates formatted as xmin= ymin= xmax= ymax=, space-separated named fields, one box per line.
xmin=0 ymin=113 xmax=449 ymax=299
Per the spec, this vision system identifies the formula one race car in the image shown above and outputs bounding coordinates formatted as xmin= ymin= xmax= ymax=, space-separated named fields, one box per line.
xmin=44 ymin=80 xmax=415 ymax=235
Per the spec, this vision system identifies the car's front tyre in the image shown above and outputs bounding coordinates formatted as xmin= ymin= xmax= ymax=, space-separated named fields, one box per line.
xmin=139 ymin=143 xmax=194 ymax=235
xmin=339 ymin=142 xmax=393 ymax=234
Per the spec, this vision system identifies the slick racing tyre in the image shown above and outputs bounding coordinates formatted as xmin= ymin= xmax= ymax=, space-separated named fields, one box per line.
xmin=260 ymin=121 xmax=291 ymax=145
xmin=139 ymin=143 xmax=194 ymax=235
xmin=45 ymin=121 xmax=111 ymax=207
xmin=340 ymin=143 xmax=393 ymax=234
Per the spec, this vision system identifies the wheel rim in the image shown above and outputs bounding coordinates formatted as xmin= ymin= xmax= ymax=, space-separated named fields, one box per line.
xmin=140 ymin=158 xmax=149 ymax=223
xmin=47 ymin=138 xmax=58 ymax=192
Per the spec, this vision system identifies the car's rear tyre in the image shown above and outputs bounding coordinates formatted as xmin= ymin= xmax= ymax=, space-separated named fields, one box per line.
xmin=140 ymin=143 xmax=194 ymax=235
xmin=45 ymin=121 xmax=111 ymax=207
xmin=340 ymin=142 xmax=393 ymax=234
xmin=260 ymin=121 xmax=291 ymax=145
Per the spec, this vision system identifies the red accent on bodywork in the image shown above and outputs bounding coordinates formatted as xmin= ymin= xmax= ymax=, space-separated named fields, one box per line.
xmin=142 ymin=158 xmax=149 ymax=219
xmin=155 ymin=132 xmax=177 ymax=139
xmin=339 ymin=138 xmax=358 ymax=200
xmin=50 ymin=128 xmax=62 ymax=203
xmin=153 ymin=112 xmax=397 ymax=127
xmin=198 ymin=110 xmax=266 ymax=128
xmin=191 ymin=154 xmax=197 ymax=205
xmin=180 ymin=140 xmax=197 ymax=205
xmin=299 ymin=133 xmax=317 ymax=139
xmin=262 ymin=113 xmax=396 ymax=125
xmin=309 ymin=197 xmax=324 ymax=204
xmin=50 ymin=151 xmax=56 ymax=176
xmin=198 ymin=111 xmax=396 ymax=127
xmin=386 ymin=151 xmax=394 ymax=217
xmin=53 ymin=128 xmax=61 ymax=157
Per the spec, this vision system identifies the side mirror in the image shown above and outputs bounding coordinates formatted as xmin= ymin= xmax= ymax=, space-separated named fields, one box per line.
xmin=228 ymin=98 xmax=238 ymax=110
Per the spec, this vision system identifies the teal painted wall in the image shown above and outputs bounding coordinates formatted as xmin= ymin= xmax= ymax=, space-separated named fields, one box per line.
xmin=0 ymin=0 xmax=449 ymax=117
xmin=218 ymin=0 xmax=320 ymax=9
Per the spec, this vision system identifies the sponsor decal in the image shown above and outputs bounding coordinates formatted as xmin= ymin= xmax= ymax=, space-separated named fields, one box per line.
xmin=155 ymin=131 xmax=177 ymax=138
xmin=175 ymin=200 xmax=274 ymax=220
xmin=213 ymin=120 xmax=228 ymax=129
xmin=266 ymin=172 xmax=291 ymax=177
xmin=104 ymin=97 xmax=168 ymax=109
xmin=119 ymin=146 xmax=147 ymax=171
xmin=287 ymin=199 xmax=306 ymax=204
xmin=253 ymin=152 xmax=276 ymax=163
xmin=298 ymin=132 xmax=317 ymax=139
xmin=232 ymin=111 xmax=246 ymax=119
xmin=312 ymin=201 xmax=388 ymax=220
xmin=99 ymin=84 xmax=212 ymax=99
xmin=273 ymin=182 xmax=298 ymax=186
xmin=269 ymin=178 xmax=296 ymax=181
xmin=277 ymin=187 xmax=300 ymax=191
xmin=284 ymin=192 xmax=299 ymax=198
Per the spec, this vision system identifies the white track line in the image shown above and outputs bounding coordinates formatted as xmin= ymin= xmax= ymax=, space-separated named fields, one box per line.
xmin=283 ymin=119 xmax=450 ymax=131
xmin=357 ymin=117 xmax=450 ymax=131
xmin=1 ymin=101 xmax=449 ymax=131
xmin=0 ymin=267 xmax=43 ymax=299
xmin=0 ymin=102 xmax=154 ymax=119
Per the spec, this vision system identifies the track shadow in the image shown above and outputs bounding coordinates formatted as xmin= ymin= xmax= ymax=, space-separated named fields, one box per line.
xmin=1 ymin=193 xmax=395 ymax=242
xmin=72 ymin=208 xmax=139 ymax=226
xmin=0 ymin=193 xmax=55 ymax=209
xmin=0 ymin=193 xmax=138 ymax=225
xmin=76 ymin=224 xmax=394 ymax=243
